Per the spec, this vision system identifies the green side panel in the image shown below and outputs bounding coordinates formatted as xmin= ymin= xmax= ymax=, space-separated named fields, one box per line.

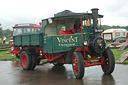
xmin=22 ymin=35 xmax=30 ymax=46
xmin=47 ymin=37 xmax=53 ymax=53
xmin=14 ymin=36 xmax=22 ymax=46
xmin=52 ymin=34 xmax=83 ymax=53
xmin=43 ymin=34 xmax=47 ymax=45
xmin=84 ymin=33 xmax=92 ymax=41
xmin=52 ymin=36 xmax=70 ymax=53
xmin=43 ymin=34 xmax=47 ymax=53
xmin=43 ymin=34 xmax=86 ymax=53
xmin=39 ymin=34 xmax=43 ymax=46
xmin=83 ymin=26 xmax=94 ymax=33
xmin=83 ymin=27 xmax=93 ymax=41
xmin=43 ymin=34 xmax=91 ymax=53
xmin=43 ymin=36 xmax=53 ymax=53
xmin=14 ymin=33 xmax=44 ymax=47
xmin=31 ymin=34 xmax=40 ymax=46
xmin=76 ymin=26 xmax=93 ymax=41
xmin=42 ymin=20 xmax=48 ymax=32
xmin=30 ymin=33 xmax=43 ymax=46
xmin=43 ymin=42 xmax=48 ymax=53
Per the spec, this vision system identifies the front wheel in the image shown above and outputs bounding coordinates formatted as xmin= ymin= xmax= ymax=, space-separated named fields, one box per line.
xmin=72 ymin=52 xmax=85 ymax=79
xmin=101 ymin=48 xmax=115 ymax=74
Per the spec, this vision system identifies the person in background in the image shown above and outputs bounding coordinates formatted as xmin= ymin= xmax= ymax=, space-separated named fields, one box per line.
xmin=3 ymin=36 xmax=7 ymax=44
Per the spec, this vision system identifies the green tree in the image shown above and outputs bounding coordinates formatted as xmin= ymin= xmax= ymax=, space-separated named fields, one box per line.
xmin=101 ymin=25 xmax=112 ymax=30
xmin=0 ymin=27 xmax=3 ymax=39
xmin=0 ymin=23 xmax=11 ymax=41
xmin=3 ymin=29 xmax=11 ymax=41
xmin=124 ymin=26 xmax=128 ymax=31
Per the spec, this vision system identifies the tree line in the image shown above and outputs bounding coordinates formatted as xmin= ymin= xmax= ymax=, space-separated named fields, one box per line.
xmin=101 ymin=25 xmax=128 ymax=31
xmin=0 ymin=24 xmax=12 ymax=41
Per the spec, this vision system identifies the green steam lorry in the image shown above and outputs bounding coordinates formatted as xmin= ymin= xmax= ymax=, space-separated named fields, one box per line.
xmin=10 ymin=8 xmax=115 ymax=79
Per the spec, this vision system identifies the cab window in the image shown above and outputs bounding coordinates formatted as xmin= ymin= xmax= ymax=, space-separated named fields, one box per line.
xmin=44 ymin=18 xmax=73 ymax=35
xmin=23 ymin=28 xmax=33 ymax=33
xmin=13 ymin=28 xmax=22 ymax=36
xmin=35 ymin=28 xmax=42 ymax=33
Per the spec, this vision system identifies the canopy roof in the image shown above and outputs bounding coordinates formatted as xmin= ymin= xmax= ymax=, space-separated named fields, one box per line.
xmin=42 ymin=10 xmax=103 ymax=21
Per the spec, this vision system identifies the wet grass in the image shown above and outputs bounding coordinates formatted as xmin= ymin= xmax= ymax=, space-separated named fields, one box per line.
xmin=111 ymin=48 xmax=128 ymax=61
xmin=0 ymin=54 xmax=19 ymax=61
xmin=112 ymin=48 xmax=128 ymax=64
xmin=106 ymin=42 xmax=128 ymax=63
xmin=0 ymin=47 xmax=19 ymax=61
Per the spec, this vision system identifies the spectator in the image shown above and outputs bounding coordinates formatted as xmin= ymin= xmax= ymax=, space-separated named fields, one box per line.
xmin=3 ymin=36 xmax=7 ymax=44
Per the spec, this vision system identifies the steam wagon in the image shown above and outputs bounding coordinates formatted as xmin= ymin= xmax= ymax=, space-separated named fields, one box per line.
xmin=10 ymin=8 xmax=115 ymax=79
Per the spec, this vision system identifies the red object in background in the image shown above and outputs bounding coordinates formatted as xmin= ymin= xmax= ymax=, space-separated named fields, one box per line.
xmin=126 ymin=32 xmax=128 ymax=38
xmin=59 ymin=31 xmax=72 ymax=35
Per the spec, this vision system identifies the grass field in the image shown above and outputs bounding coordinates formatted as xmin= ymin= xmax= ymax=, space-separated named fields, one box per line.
xmin=111 ymin=48 xmax=128 ymax=63
xmin=0 ymin=47 xmax=19 ymax=61
xmin=0 ymin=47 xmax=128 ymax=63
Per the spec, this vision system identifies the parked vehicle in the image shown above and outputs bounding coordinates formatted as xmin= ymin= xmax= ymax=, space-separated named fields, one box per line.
xmin=102 ymin=29 xmax=127 ymax=42
xmin=10 ymin=23 xmax=42 ymax=58
xmin=10 ymin=8 xmax=115 ymax=79
xmin=113 ymin=37 xmax=128 ymax=43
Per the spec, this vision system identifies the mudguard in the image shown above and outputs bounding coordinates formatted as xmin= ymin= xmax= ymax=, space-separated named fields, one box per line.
xmin=22 ymin=49 xmax=37 ymax=55
xmin=65 ymin=48 xmax=76 ymax=64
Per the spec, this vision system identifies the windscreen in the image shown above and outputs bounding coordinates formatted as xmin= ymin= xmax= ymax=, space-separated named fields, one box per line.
xmin=13 ymin=27 xmax=42 ymax=36
xmin=13 ymin=28 xmax=23 ymax=36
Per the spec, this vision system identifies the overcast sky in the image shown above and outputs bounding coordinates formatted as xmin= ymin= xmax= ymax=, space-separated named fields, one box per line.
xmin=0 ymin=0 xmax=128 ymax=30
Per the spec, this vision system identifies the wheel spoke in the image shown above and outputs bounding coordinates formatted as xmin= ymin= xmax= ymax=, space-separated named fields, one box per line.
xmin=72 ymin=52 xmax=84 ymax=79
xmin=73 ymin=56 xmax=78 ymax=74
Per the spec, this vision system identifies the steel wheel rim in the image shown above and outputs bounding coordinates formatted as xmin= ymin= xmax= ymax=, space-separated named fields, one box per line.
xmin=21 ymin=54 xmax=27 ymax=67
xmin=73 ymin=56 xmax=78 ymax=74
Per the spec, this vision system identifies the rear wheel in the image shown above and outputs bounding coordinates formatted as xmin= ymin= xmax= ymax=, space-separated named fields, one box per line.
xmin=20 ymin=51 xmax=36 ymax=70
xmin=72 ymin=52 xmax=85 ymax=79
xmin=53 ymin=62 xmax=64 ymax=66
xmin=31 ymin=54 xmax=37 ymax=69
xmin=101 ymin=48 xmax=115 ymax=74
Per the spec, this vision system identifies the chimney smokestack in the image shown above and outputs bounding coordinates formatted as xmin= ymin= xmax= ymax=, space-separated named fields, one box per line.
xmin=91 ymin=8 xmax=99 ymax=31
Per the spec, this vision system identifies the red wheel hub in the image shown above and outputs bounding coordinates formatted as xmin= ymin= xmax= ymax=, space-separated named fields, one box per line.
xmin=73 ymin=56 xmax=78 ymax=74
xmin=21 ymin=54 xmax=27 ymax=67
